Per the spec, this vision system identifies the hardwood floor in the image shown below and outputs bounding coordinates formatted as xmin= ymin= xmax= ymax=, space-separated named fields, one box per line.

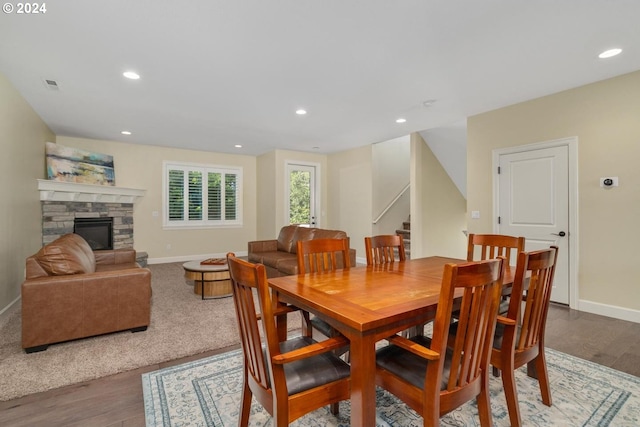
xmin=1 ymin=304 xmax=639 ymax=427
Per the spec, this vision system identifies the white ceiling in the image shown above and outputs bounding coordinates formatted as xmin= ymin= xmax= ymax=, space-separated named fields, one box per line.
xmin=1 ymin=1 xmax=639 ymax=158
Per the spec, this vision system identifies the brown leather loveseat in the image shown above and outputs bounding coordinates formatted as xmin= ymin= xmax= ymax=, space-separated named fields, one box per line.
xmin=21 ymin=233 xmax=152 ymax=353
xmin=248 ymin=225 xmax=356 ymax=277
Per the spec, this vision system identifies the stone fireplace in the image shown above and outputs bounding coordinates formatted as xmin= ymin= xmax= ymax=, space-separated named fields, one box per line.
xmin=38 ymin=179 xmax=145 ymax=250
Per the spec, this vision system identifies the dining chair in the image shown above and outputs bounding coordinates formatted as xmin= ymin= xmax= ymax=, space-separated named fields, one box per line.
xmin=375 ymin=257 xmax=505 ymax=427
xmin=490 ymin=246 xmax=558 ymax=427
xmin=297 ymin=237 xmax=351 ymax=274
xmin=467 ymin=233 xmax=525 ymax=265
xmin=296 ymin=238 xmax=351 ymax=339
xmin=467 ymin=233 xmax=525 ymax=315
xmin=226 ymin=253 xmax=351 ymax=427
xmin=364 ymin=234 xmax=406 ymax=265
xmin=365 ymin=234 xmax=421 ymax=338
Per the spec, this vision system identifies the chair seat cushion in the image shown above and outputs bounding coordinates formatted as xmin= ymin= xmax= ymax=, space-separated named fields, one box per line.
xmin=376 ymin=335 xmax=451 ymax=391
xmin=310 ymin=317 xmax=336 ymax=338
xmin=492 ymin=322 xmax=523 ymax=350
xmin=278 ymin=336 xmax=351 ymax=395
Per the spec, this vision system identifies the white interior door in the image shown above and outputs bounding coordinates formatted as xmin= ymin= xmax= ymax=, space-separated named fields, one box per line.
xmin=286 ymin=163 xmax=317 ymax=227
xmin=496 ymin=144 xmax=571 ymax=304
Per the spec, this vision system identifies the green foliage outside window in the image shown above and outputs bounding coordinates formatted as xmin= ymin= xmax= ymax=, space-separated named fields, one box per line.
xmin=289 ymin=170 xmax=310 ymax=224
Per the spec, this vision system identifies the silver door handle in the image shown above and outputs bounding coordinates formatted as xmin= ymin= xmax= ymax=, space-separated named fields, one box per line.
xmin=551 ymin=231 xmax=566 ymax=237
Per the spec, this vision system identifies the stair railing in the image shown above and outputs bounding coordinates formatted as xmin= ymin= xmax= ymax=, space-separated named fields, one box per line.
xmin=372 ymin=183 xmax=410 ymax=224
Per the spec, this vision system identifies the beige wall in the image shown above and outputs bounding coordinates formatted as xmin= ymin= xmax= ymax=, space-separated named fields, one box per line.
xmin=411 ymin=133 xmax=467 ymax=259
xmin=468 ymin=70 xmax=640 ymax=315
xmin=324 ymin=134 xmax=465 ymax=262
xmin=56 ymin=136 xmax=257 ymax=262
xmin=256 ymin=150 xmax=277 ymax=240
xmin=328 ymin=145 xmax=373 ymax=260
xmin=0 ymin=73 xmax=54 ymax=312
xmin=372 ymin=136 xmax=411 ymax=236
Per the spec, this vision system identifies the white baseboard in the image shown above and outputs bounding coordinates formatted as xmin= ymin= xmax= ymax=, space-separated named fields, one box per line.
xmin=0 ymin=295 xmax=21 ymax=318
xmin=147 ymin=251 xmax=248 ymax=265
xmin=578 ymin=299 xmax=640 ymax=324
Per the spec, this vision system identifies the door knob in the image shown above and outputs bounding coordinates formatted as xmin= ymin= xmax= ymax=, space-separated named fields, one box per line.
xmin=551 ymin=231 xmax=566 ymax=237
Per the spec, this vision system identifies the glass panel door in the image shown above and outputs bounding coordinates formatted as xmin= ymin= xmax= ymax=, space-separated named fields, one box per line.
xmin=286 ymin=164 xmax=316 ymax=227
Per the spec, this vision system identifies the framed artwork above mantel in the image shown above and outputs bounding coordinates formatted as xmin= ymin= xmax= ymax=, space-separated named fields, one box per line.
xmin=45 ymin=141 xmax=115 ymax=186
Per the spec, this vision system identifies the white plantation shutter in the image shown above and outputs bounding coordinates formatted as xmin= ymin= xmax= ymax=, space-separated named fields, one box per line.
xmin=208 ymin=172 xmax=222 ymax=220
xmin=164 ymin=162 xmax=242 ymax=228
xmin=188 ymin=170 xmax=203 ymax=220
xmin=168 ymin=170 xmax=185 ymax=221
xmin=225 ymin=173 xmax=237 ymax=220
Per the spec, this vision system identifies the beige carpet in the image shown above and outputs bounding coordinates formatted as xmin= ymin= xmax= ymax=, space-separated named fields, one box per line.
xmin=0 ymin=262 xmax=293 ymax=402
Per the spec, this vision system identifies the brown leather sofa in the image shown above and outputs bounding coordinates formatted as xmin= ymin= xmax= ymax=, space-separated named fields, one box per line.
xmin=21 ymin=233 xmax=152 ymax=353
xmin=248 ymin=225 xmax=356 ymax=277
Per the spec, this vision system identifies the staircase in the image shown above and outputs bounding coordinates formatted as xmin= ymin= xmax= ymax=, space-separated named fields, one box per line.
xmin=395 ymin=216 xmax=411 ymax=259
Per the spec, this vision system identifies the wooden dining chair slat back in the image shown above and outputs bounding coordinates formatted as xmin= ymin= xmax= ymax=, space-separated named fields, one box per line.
xmin=297 ymin=238 xmax=351 ymax=274
xmin=467 ymin=233 xmax=525 ymax=265
xmin=226 ymin=253 xmax=351 ymax=426
xmin=491 ymin=246 xmax=559 ymax=427
xmin=375 ymin=257 xmax=505 ymax=427
xmin=364 ymin=234 xmax=406 ymax=265
xmin=467 ymin=233 xmax=525 ymax=316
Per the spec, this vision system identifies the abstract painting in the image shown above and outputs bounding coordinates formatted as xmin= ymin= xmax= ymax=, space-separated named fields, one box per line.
xmin=45 ymin=142 xmax=115 ymax=185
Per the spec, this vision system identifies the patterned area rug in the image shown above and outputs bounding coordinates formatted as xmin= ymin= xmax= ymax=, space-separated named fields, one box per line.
xmin=142 ymin=347 xmax=640 ymax=426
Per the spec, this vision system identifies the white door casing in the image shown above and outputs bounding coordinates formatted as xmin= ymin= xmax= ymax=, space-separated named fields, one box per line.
xmin=493 ymin=137 xmax=578 ymax=306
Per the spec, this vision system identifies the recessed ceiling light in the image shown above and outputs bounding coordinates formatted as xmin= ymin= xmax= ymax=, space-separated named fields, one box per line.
xmin=123 ymin=71 xmax=140 ymax=80
xmin=396 ymin=118 xmax=407 ymax=124
xmin=235 ymin=144 xmax=242 ymax=148
xmin=599 ymin=48 xmax=622 ymax=59
xmin=121 ymin=131 xmax=132 ymax=135
xmin=296 ymin=109 xmax=307 ymax=115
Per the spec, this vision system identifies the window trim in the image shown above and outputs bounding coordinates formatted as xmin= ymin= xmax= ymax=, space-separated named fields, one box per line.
xmin=162 ymin=160 xmax=243 ymax=229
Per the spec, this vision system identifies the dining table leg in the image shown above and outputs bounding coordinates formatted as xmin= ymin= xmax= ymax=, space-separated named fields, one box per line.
xmin=346 ymin=332 xmax=377 ymax=427
xmin=274 ymin=294 xmax=289 ymax=342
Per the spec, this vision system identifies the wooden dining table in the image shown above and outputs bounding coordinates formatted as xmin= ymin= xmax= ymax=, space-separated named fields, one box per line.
xmin=268 ymin=256 xmax=516 ymax=427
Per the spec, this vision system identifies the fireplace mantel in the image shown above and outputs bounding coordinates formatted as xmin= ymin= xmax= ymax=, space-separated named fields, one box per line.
xmin=37 ymin=179 xmax=145 ymax=203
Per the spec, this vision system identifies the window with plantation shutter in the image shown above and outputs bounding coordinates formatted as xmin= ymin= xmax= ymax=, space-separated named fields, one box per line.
xmin=163 ymin=161 xmax=242 ymax=228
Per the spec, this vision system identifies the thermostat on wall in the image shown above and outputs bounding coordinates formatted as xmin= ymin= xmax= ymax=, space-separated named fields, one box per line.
xmin=600 ymin=177 xmax=619 ymax=188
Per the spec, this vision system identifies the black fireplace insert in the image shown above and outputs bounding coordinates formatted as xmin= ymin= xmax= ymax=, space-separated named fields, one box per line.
xmin=74 ymin=217 xmax=114 ymax=250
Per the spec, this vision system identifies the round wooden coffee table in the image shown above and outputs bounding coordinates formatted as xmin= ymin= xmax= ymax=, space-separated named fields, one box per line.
xmin=182 ymin=260 xmax=232 ymax=300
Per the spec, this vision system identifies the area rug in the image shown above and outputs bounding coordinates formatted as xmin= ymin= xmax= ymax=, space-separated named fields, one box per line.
xmin=142 ymin=347 xmax=640 ymax=426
